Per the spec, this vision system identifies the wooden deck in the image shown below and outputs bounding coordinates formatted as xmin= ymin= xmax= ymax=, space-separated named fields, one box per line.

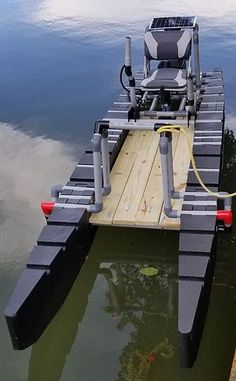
xmin=90 ymin=126 xmax=194 ymax=229
xmin=229 ymin=350 xmax=236 ymax=381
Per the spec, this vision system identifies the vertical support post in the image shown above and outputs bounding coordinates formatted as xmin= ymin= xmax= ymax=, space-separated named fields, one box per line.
xmin=179 ymin=96 xmax=187 ymax=111
xmin=167 ymin=133 xmax=174 ymax=193
xmin=187 ymin=76 xmax=194 ymax=114
xmin=91 ymin=133 xmax=103 ymax=212
xmin=51 ymin=185 xmax=63 ymax=202
xmin=160 ymin=133 xmax=172 ymax=211
xmin=193 ymin=24 xmax=201 ymax=98
xmin=101 ymin=128 xmax=111 ymax=195
xmin=159 ymin=132 xmax=179 ymax=218
xmin=125 ymin=37 xmax=137 ymax=109
xmin=150 ymin=95 xmax=158 ymax=111
xmin=143 ymin=55 xmax=148 ymax=78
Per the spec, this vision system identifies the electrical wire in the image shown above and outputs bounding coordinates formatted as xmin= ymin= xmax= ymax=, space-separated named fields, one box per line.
xmin=156 ymin=125 xmax=236 ymax=199
xmin=119 ymin=65 xmax=130 ymax=93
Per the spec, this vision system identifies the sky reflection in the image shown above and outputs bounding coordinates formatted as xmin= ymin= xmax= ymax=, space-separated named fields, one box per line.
xmin=30 ymin=0 xmax=236 ymax=44
xmin=0 ymin=123 xmax=76 ymax=267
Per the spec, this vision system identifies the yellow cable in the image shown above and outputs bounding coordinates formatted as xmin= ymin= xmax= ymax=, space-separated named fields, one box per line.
xmin=156 ymin=124 xmax=236 ymax=199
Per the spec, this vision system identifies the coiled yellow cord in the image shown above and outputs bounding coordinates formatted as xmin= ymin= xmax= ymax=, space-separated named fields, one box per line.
xmin=157 ymin=125 xmax=236 ymax=199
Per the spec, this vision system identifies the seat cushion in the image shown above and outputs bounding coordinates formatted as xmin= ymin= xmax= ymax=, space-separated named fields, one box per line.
xmin=141 ymin=68 xmax=187 ymax=90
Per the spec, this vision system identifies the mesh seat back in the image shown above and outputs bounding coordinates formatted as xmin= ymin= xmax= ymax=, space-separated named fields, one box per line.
xmin=144 ymin=29 xmax=192 ymax=61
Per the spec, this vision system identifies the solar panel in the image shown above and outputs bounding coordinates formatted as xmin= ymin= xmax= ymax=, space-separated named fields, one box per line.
xmin=149 ymin=17 xmax=196 ymax=30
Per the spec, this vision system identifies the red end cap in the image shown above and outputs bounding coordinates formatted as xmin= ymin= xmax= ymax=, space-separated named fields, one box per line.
xmin=41 ymin=202 xmax=54 ymax=216
xmin=216 ymin=210 xmax=233 ymax=226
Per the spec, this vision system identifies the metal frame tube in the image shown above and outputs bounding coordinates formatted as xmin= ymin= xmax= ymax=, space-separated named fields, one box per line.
xmin=178 ymin=96 xmax=187 ymax=111
xmin=108 ymin=118 xmax=193 ymax=131
xmin=160 ymin=133 xmax=179 ymax=218
xmin=125 ymin=36 xmax=131 ymax=66
xmin=187 ymin=76 xmax=194 ymax=114
xmin=150 ymin=95 xmax=158 ymax=111
xmin=219 ymin=192 xmax=232 ymax=210
xmin=160 ymin=135 xmax=172 ymax=210
xmin=101 ymin=129 xmax=111 ymax=195
xmin=167 ymin=134 xmax=174 ymax=193
xmin=130 ymin=87 xmax=137 ymax=109
xmin=139 ymin=110 xmax=187 ymax=118
xmin=125 ymin=37 xmax=137 ymax=109
xmin=91 ymin=133 xmax=103 ymax=212
xmin=141 ymin=91 xmax=148 ymax=102
xmin=144 ymin=56 xmax=149 ymax=78
xmin=193 ymin=24 xmax=201 ymax=97
xmin=51 ymin=184 xmax=63 ymax=202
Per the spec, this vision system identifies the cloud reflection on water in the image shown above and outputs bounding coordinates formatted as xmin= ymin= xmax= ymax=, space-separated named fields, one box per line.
xmin=0 ymin=123 xmax=76 ymax=267
xmin=31 ymin=0 xmax=236 ymax=43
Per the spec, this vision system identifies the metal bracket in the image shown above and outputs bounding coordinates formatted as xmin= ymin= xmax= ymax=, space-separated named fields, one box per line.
xmin=128 ymin=106 xmax=140 ymax=122
xmin=94 ymin=120 xmax=110 ymax=134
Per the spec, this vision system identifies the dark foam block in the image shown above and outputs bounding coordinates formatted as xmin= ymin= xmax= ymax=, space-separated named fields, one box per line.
xmin=179 ymin=232 xmax=215 ymax=254
xmin=180 ymin=215 xmax=216 ymax=232
xmin=201 ymin=95 xmax=224 ymax=102
xmin=187 ymin=171 xmax=219 ymax=186
xmin=191 ymin=156 xmax=221 ymax=169
xmin=179 ymin=255 xmax=210 ymax=278
xmin=185 ymin=185 xmax=219 ymax=193
xmin=5 ymin=239 xmax=89 ymax=350
xmin=5 ymin=269 xmax=49 ymax=349
xmin=78 ymin=153 xmax=94 ymax=165
xmin=178 ymin=279 xmax=204 ymax=334
xmin=5 ymin=208 xmax=95 ymax=350
xmin=66 ymin=180 xmax=94 ymax=188
xmin=193 ymin=144 xmax=221 ymax=156
xmin=70 ymin=167 xmax=94 ymax=182
xmin=195 ymin=121 xmax=223 ymax=130
xmin=197 ymin=112 xmax=223 ymax=120
xmin=47 ymin=207 xmax=88 ymax=227
xmin=27 ymin=246 xmax=64 ymax=269
xmin=178 ymin=258 xmax=215 ymax=368
xmin=204 ymin=86 xmax=223 ymax=94
xmin=37 ymin=225 xmax=77 ymax=248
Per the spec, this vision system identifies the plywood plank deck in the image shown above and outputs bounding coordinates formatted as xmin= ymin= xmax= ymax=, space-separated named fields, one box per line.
xmin=229 ymin=350 xmax=236 ymax=381
xmin=159 ymin=126 xmax=194 ymax=229
xmin=135 ymin=132 xmax=179 ymax=227
xmin=90 ymin=126 xmax=194 ymax=230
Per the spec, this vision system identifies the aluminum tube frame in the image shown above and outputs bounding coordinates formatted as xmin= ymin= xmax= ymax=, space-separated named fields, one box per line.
xmin=91 ymin=133 xmax=103 ymax=212
xmin=108 ymin=119 xmax=192 ymax=131
xmin=167 ymin=135 xmax=174 ymax=193
xmin=178 ymin=96 xmax=187 ymax=111
xmin=160 ymin=135 xmax=172 ymax=210
xmin=150 ymin=96 xmax=158 ymax=111
xmin=139 ymin=110 xmax=187 ymax=118
xmin=125 ymin=37 xmax=137 ymax=110
xmin=159 ymin=132 xmax=179 ymax=218
xmin=130 ymin=87 xmax=137 ymax=109
xmin=51 ymin=184 xmax=63 ymax=202
xmin=125 ymin=36 xmax=131 ymax=66
xmin=101 ymin=130 xmax=111 ymax=195
xmin=193 ymin=24 xmax=201 ymax=97
xmin=187 ymin=76 xmax=194 ymax=114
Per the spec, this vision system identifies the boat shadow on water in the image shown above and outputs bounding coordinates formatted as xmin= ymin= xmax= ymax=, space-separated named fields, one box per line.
xmin=27 ymin=228 xmax=179 ymax=381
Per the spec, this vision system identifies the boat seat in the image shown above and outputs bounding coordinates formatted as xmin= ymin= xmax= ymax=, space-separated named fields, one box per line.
xmin=141 ymin=28 xmax=192 ymax=92
xmin=141 ymin=68 xmax=187 ymax=90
